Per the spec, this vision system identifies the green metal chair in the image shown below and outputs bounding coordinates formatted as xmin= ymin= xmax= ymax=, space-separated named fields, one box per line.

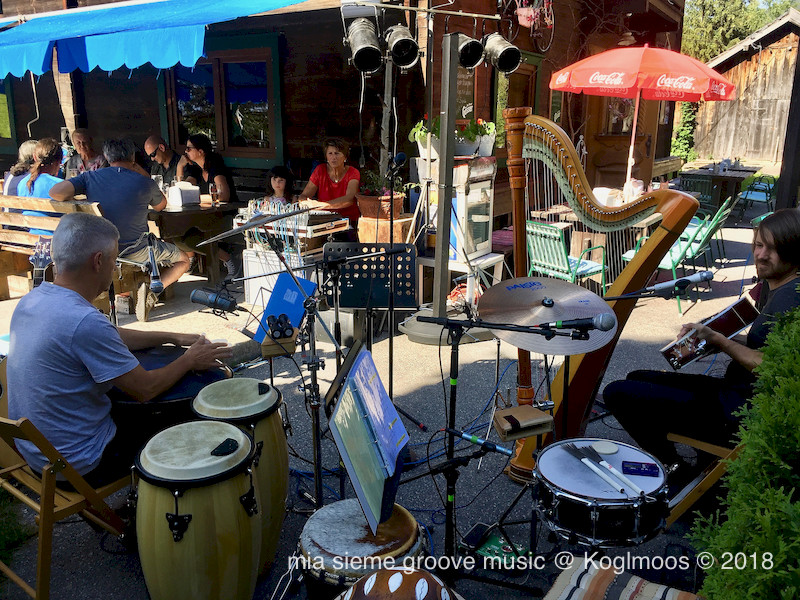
xmin=736 ymin=175 xmax=776 ymax=221
xmin=525 ymin=220 xmax=607 ymax=293
xmin=679 ymin=174 xmax=716 ymax=212
xmin=622 ymin=213 xmax=711 ymax=314
xmin=684 ymin=194 xmax=738 ymax=263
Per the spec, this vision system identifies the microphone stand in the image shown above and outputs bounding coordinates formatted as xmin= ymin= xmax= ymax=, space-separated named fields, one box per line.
xmin=415 ymin=315 xmax=571 ymax=562
xmin=604 ymin=282 xmax=699 ymax=301
xmin=261 ymin=230 xmax=341 ymax=509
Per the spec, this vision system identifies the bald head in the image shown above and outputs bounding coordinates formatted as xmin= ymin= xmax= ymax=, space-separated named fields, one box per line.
xmin=144 ymin=135 xmax=170 ymax=165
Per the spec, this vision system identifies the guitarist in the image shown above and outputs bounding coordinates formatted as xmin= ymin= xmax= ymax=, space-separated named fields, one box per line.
xmin=603 ymin=209 xmax=800 ymax=477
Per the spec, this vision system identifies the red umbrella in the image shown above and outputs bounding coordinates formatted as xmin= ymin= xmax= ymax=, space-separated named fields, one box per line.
xmin=550 ymin=44 xmax=736 ymax=185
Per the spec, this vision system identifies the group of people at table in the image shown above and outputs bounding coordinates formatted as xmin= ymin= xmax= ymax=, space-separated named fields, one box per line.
xmin=4 ymin=129 xmax=799 ymax=543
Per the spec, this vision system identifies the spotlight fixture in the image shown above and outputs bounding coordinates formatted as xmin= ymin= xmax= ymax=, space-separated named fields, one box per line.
xmin=482 ymin=33 xmax=522 ymax=74
xmin=345 ymin=18 xmax=384 ymax=74
xmin=385 ymin=24 xmax=420 ymax=69
xmin=456 ymin=33 xmax=485 ymax=70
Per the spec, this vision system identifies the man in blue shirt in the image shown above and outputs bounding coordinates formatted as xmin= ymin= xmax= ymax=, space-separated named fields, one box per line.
xmin=7 ymin=213 xmax=232 ymax=486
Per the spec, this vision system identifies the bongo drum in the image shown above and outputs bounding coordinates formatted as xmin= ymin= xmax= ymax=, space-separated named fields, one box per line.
xmin=109 ymin=346 xmax=230 ymax=443
xmin=534 ymin=438 xmax=669 ymax=548
xmin=135 ymin=421 xmax=260 ymax=600
xmin=298 ymin=499 xmax=425 ymax=599
xmin=332 ymin=568 xmax=463 ymax=600
xmin=192 ymin=377 xmax=289 ymax=572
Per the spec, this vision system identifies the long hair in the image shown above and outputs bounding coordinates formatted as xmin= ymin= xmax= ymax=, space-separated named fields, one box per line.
xmin=10 ymin=140 xmax=37 ymax=177
xmin=27 ymin=138 xmax=63 ymax=192
xmin=755 ymin=208 xmax=800 ymax=267
xmin=267 ymin=166 xmax=295 ymax=196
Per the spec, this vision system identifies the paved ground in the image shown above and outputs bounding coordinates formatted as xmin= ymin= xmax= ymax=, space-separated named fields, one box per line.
xmin=0 ymin=202 xmax=768 ymax=599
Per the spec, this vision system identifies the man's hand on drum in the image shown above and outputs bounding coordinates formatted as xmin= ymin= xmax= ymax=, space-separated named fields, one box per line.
xmin=183 ymin=337 xmax=233 ymax=370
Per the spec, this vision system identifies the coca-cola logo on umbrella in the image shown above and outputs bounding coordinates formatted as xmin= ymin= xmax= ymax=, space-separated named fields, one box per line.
xmin=588 ymin=72 xmax=625 ymax=86
xmin=710 ymin=81 xmax=727 ymax=96
xmin=555 ymin=71 xmax=570 ymax=85
xmin=656 ymin=75 xmax=696 ymax=90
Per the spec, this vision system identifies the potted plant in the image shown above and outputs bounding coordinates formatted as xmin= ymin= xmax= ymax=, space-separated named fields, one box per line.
xmin=459 ymin=118 xmax=497 ymax=156
xmin=357 ymin=169 xmax=405 ymax=219
xmin=408 ymin=115 xmax=440 ymax=159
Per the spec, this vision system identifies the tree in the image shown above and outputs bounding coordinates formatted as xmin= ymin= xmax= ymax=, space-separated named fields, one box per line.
xmin=682 ymin=0 xmax=800 ymax=62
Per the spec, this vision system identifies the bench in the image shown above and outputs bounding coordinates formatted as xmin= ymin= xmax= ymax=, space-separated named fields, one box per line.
xmin=0 ymin=196 xmax=153 ymax=318
xmin=0 ymin=196 xmax=103 ymax=300
xmin=652 ymin=155 xmax=684 ymax=180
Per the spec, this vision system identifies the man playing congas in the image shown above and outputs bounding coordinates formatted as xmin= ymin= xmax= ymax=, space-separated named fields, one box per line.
xmin=6 ymin=213 xmax=233 ymax=488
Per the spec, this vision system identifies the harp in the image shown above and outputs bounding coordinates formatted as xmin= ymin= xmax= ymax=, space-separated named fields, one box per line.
xmin=503 ymin=109 xmax=698 ymax=478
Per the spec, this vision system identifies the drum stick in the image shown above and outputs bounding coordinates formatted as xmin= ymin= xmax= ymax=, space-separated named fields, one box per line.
xmin=579 ymin=457 xmax=626 ymax=494
xmin=581 ymin=444 xmax=644 ymax=495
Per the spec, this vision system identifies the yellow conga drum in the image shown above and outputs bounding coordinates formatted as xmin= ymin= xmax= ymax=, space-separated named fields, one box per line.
xmin=193 ymin=377 xmax=289 ymax=572
xmin=135 ymin=421 xmax=260 ymax=600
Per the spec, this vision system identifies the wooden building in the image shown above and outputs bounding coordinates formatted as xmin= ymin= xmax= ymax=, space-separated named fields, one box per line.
xmin=0 ymin=0 xmax=684 ymax=216
xmin=696 ymin=8 xmax=800 ymax=163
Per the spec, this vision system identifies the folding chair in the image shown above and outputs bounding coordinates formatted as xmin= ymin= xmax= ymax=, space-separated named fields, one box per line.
xmin=525 ymin=220 xmax=607 ymax=293
xmin=0 ymin=358 xmax=128 ymax=600
xmin=737 ymin=175 xmax=776 ymax=221
xmin=679 ymin=174 xmax=716 ymax=212
xmin=665 ymin=433 xmax=742 ymax=527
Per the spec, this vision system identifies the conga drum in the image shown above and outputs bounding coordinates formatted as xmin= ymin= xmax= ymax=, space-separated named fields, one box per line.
xmin=135 ymin=420 xmax=260 ymax=600
xmin=192 ymin=377 xmax=289 ymax=572
xmin=332 ymin=568 xmax=464 ymax=600
xmin=298 ymin=499 xmax=426 ymax=599
xmin=109 ymin=346 xmax=231 ymax=444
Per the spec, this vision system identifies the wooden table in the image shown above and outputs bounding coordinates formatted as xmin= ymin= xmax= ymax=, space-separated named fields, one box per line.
xmin=149 ymin=202 xmax=243 ymax=286
xmin=680 ymin=169 xmax=753 ymax=208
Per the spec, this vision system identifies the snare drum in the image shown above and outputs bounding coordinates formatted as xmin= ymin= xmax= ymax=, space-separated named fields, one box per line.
xmin=135 ymin=421 xmax=260 ymax=600
xmin=535 ymin=438 xmax=668 ymax=548
xmin=109 ymin=346 xmax=231 ymax=443
xmin=299 ymin=499 xmax=426 ymax=600
xmin=192 ymin=378 xmax=289 ymax=572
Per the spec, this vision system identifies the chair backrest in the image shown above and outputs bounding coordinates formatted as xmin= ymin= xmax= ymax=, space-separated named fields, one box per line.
xmin=679 ymin=174 xmax=714 ymax=201
xmin=526 ymin=221 xmax=571 ymax=278
xmin=0 ymin=356 xmax=24 ymax=468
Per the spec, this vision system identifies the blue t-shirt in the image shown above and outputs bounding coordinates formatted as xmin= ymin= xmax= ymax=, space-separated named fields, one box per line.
xmin=69 ymin=167 xmax=163 ymax=247
xmin=7 ymin=283 xmax=139 ymax=474
xmin=17 ymin=173 xmax=63 ymax=199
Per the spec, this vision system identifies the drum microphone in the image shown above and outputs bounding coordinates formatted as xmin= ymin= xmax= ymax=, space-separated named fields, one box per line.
xmin=539 ymin=313 xmax=616 ymax=332
xmin=190 ymin=289 xmax=239 ymax=313
xmin=446 ymin=428 xmax=514 ymax=457
xmin=644 ymin=271 xmax=713 ymax=293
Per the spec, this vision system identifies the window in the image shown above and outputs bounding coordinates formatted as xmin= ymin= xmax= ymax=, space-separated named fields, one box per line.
xmin=165 ymin=36 xmax=281 ymax=165
xmin=604 ymin=97 xmax=635 ymax=135
xmin=0 ymin=78 xmax=16 ymax=154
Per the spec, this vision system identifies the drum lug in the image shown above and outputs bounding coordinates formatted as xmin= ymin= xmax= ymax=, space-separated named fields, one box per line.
xmin=240 ymin=485 xmax=259 ymax=516
xmin=253 ymin=441 xmax=263 ymax=467
xmin=165 ymin=512 xmax=192 ymax=541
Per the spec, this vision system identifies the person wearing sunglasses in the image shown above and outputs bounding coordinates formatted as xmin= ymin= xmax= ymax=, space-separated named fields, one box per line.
xmin=144 ymin=135 xmax=188 ymax=186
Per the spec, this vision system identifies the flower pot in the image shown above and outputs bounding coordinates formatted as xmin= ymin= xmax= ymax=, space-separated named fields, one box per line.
xmin=454 ymin=138 xmax=480 ymax=156
xmin=478 ymin=133 xmax=496 ymax=157
xmin=416 ymin=137 xmax=439 ymax=160
xmin=356 ymin=192 xmax=405 ymax=219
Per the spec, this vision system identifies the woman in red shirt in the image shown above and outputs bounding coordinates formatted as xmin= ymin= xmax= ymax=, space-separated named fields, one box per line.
xmin=299 ymin=138 xmax=360 ymax=239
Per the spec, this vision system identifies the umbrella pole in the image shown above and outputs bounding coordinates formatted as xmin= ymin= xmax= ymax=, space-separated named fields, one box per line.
xmin=625 ymin=90 xmax=642 ymax=189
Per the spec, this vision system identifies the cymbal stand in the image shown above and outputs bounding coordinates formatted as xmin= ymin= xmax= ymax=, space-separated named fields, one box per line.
xmin=263 ymin=232 xmax=341 ymax=509
xmin=416 ymin=315 xmax=573 ymax=560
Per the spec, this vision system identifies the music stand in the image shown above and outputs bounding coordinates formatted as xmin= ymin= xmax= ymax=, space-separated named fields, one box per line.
xmin=328 ymin=346 xmax=409 ymax=534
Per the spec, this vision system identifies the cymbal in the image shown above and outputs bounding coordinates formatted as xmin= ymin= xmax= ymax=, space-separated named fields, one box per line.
xmin=196 ymin=206 xmax=311 ymax=247
xmin=478 ymin=277 xmax=617 ymax=355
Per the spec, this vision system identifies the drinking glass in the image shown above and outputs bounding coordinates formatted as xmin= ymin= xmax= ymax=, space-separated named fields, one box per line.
xmin=209 ymin=183 xmax=219 ymax=205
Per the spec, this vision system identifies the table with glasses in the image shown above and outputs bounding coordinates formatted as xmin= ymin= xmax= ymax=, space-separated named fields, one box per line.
xmin=679 ymin=168 xmax=753 ymax=208
xmin=148 ymin=201 xmax=243 ymax=286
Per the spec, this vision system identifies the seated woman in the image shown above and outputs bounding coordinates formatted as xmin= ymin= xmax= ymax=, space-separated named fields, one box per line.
xmin=18 ymin=138 xmax=65 ymax=235
xmin=4 ymin=140 xmax=38 ymax=196
xmin=299 ymin=137 xmax=360 ymax=241
xmin=182 ymin=133 xmax=242 ymax=280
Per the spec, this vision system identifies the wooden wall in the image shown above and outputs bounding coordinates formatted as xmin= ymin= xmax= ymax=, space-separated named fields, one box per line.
xmin=696 ymin=31 xmax=799 ymax=162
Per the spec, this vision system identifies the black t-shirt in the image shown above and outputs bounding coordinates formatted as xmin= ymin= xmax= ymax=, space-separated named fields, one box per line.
xmin=184 ymin=154 xmax=238 ymax=202
xmin=150 ymin=152 xmax=181 ymax=184
xmin=725 ymin=276 xmax=800 ymax=387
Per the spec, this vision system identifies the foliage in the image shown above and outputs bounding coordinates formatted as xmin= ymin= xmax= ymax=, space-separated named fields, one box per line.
xmin=458 ymin=118 xmax=497 ymax=142
xmin=408 ymin=115 xmax=441 ymax=144
xmin=690 ymin=302 xmax=800 ymax=599
xmin=359 ymin=169 xmax=404 ymax=196
xmin=0 ymin=489 xmax=31 ymax=563
xmin=671 ymin=102 xmax=699 ymax=162
xmin=682 ymin=0 xmax=800 ymax=62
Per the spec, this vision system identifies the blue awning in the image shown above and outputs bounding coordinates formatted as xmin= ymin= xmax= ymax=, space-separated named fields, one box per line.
xmin=0 ymin=0 xmax=305 ymax=78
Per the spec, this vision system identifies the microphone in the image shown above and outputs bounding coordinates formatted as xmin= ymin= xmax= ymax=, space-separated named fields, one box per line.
xmin=387 ymin=152 xmax=407 ymax=175
xmin=190 ymin=289 xmax=239 ymax=313
xmin=539 ymin=313 xmax=616 ymax=332
xmin=644 ymin=271 xmax=713 ymax=293
xmin=147 ymin=238 xmax=163 ymax=295
xmin=446 ymin=428 xmax=513 ymax=457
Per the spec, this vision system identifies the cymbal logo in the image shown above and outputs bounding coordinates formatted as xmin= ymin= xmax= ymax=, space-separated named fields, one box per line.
xmin=506 ymin=281 xmax=544 ymax=291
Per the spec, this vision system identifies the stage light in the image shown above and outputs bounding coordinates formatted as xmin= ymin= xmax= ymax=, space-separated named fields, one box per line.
xmin=346 ymin=18 xmax=384 ymax=74
xmin=456 ymin=33 xmax=484 ymax=70
xmin=385 ymin=24 xmax=420 ymax=69
xmin=482 ymin=33 xmax=522 ymax=74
